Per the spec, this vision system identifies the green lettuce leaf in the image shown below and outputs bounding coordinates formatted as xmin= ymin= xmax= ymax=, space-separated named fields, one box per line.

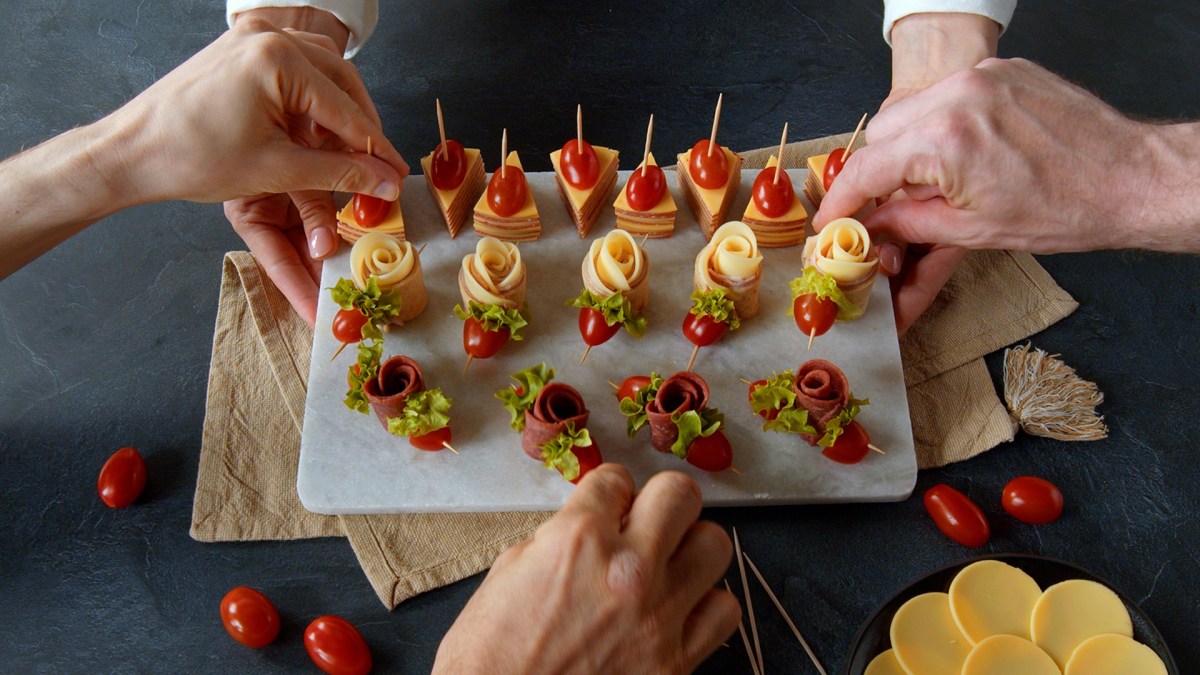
xmin=386 ymin=388 xmax=453 ymax=438
xmin=343 ymin=339 xmax=384 ymax=414
xmin=818 ymin=395 xmax=870 ymax=447
xmin=540 ymin=423 xmax=591 ymax=482
xmin=764 ymin=407 xmax=817 ymax=436
xmin=494 ymin=363 xmax=555 ymax=431
xmin=329 ymin=276 xmax=403 ymax=328
xmin=618 ymin=372 xmax=663 ymax=437
xmin=670 ymin=408 xmax=724 ymax=459
xmin=787 ymin=266 xmax=859 ymax=321
xmin=453 ymin=301 xmax=529 ymax=340
xmin=688 ymin=289 xmax=740 ymax=331
xmin=568 ymin=289 xmax=646 ymax=339
xmin=749 ymin=370 xmax=797 ymax=417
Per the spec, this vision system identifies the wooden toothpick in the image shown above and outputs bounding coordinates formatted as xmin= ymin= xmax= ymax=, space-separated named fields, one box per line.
xmin=579 ymin=345 xmax=592 ymax=365
xmin=331 ymin=342 xmax=349 ymax=361
xmin=807 ymin=328 xmax=816 ymax=351
xmin=366 ymin=136 xmax=374 ymax=157
xmin=576 ymin=104 xmax=583 ymax=152
xmin=607 ymin=380 xmax=619 ymax=390
xmin=739 ymin=377 xmax=754 ymax=386
xmin=773 ymin=122 xmax=789 ymax=185
xmin=443 ymin=441 xmax=460 ymax=455
xmin=686 ymin=344 xmax=700 ymax=372
xmin=729 ymin=466 xmax=744 ymax=476
xmin=743 ymin=553 xmax=827 ymax=675
xmin=415 ymin=242 xmax=427 ymax=256
xmin=707 ymin=93 xmax=723 ymax=158
xmin=868 ymin=443 xmax=886 ymax=455
xmin=500 ymin=128 xmax=508 ymax=180
xmin=436 ymin=99 xmax=449 ymax=160
xmin=843 ymin=113 xmax=868 ymax=156
xmin=733 ymin=528 xmax=764 ymax=675
xmin=463 ymin=355 xmax=474 ymax=375
xmin=725 ymin=580 xmax=762 ymax=675
xmin=641 ymin=114 xmax=655 ymax=177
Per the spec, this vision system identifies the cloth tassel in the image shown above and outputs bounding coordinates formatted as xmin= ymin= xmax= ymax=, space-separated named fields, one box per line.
xmin=1003 ymin=343 xmax=1108 ymax=441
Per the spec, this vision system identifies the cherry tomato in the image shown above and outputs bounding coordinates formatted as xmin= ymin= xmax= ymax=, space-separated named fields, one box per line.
xmin=97 ymin=446 xmax=147 ymax=509
xmin=616 ymin=375 xmax=652 ymax=403
xmin=688 ymin=139 xmax=729 ymax=189
xmin=682 ymin=312 xmax=728 ymax=347
xmin=566 ymin=442 xmax=603 ymax=485
xmin=430 ymin=139 xmax=467 ymax=190
xmin=304 ymin=615 xmax=372 ymax=675
xmin=626 ymin=164 xmax=667 ymax=211
xmin=487 ymin=165 xmax=528 ymax=217
xmin=751 ymin=167 xmax=795 ymax=217
xmin=923 ymin=484 xmax=991 ymax=548
xmin=821 ymin=421 xmax=871 ymax=464
xmin=560 ymin=138 xmax=600 ymax=189
xmin=352 ymin=193 xmax=390 ymax=227
xmin=579 ymin=307 xmax=621 ymax=347
xmin=822 ymin=147 xmax=849 ymax=191
xmin=747 ymin=379 xmax=779 ymax=421
xmin=219 ymin=586 xmax=280 ymax=649
xmin=332 ymin=308 xmax=369 ymax=345
xmin=1002 ymin=476 xmax=1064 ymax=524
xmin=463 ymin=318 xmax=510 ymax=359
xmin=686 ymin=430 xmax=733 ymax=472
xmin=409 ymin=426 xmax=453 ymax=452
xmin=793 ymin=293 xmax=838 ymax=339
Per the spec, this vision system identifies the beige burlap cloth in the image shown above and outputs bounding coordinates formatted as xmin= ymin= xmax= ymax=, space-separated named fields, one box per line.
xmin=191 ymin=133 xmax=1077 ymax=609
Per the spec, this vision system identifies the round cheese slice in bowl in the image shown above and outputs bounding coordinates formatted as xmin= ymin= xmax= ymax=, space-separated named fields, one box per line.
xmin=949 ymin=559 xmax=1042 ymax=644
xmin=1065 ymin=633 xmax=1168 ymax=675
xmin=962 ymin=634 xmax=1060 ymax=675
xmin=1031 ymin=579 xmax=1133 ymax=669
xmin=863 ymin=649 xmax=905 ymax=675
xmin=890 ymin=592 xmax=971 ymax=675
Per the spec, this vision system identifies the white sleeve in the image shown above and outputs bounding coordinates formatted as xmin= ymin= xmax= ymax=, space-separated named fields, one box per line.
xmin=226 ymin=0 xmax=379 ymax=58
xmin=882 ymin=0 xmax=1017 ymax=46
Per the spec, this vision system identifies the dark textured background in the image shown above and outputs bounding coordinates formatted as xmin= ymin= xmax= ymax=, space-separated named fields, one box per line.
xmin=1 ymin=1 xmax=1197 ymax=673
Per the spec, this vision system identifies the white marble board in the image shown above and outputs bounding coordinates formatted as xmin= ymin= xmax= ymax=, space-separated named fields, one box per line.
xmin=297 ymin=169 xmax=917 ymax=513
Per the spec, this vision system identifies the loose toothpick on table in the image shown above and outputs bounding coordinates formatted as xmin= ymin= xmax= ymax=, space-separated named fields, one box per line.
xmin=725 ymin=580 xmax=762 ymax=675
xmin=743 ymin=553 xmax=827 ymax=675
xmin=641 ymin=114 xmax=655 ymax=177
xmin=707 ymin=93 xmax=724 ymax=157
xmin=773 ymin=122 xmax=789 ymax=184
xmin=436 ymin=98 xmax=449 ymax=160
xmin=732 ymin=528 xmax=764 ymax=675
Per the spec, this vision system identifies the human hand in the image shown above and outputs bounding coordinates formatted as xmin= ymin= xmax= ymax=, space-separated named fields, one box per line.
xmin=432 ymin=465 xmax=740 ymax=674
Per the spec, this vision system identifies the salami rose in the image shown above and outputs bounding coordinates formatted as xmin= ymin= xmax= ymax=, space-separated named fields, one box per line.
xmin=792 ymin=359 xmax=849 ymax=437
xmin=364 ymin=356 xmax=425 ymax=429
xmin=645 ymin=372 xmax=710 ymax=453
xmin=522 ymin=382 xmax=590 ymax=459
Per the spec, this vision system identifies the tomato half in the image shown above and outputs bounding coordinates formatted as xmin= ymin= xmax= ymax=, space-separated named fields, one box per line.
xmin=793 ymin=293 xmax=838 ymax=339
xmin=463 ymin=318 xmax=510 ymax=359
xmin=1002 ymin=476 xmax=1064 ymax=524
xmin=821 ymin=421 xmax=871 ymax=464
xmin=751 ymin=167 xmax=795 ymax=217
xmin=97 ymin=446 xmax=147 ymax=509
xmin=410 ymin=426 xmax=452 ymax=452
xmin=220 ymin=586 xmax=280 ymax=649
xmin=352 ymin=194 xmax=390 ymax=227
xmin=625 ymin=164 xmax=666 ymax=211
xmin=682 ymin=312 xmax=728 ymax=347
xmin=578 ymin=307 xmax=621 ymax=347
xmin=747 ymin=379 xmax=779 ymax=421
xmin=923 ymin=484 xmax=990 ymax=548
xmin=616 ymin=375 xmax=652 ymax=403
xmin=430 ymin=139 xmax=467 ymax=190
xmin=332 ymin=308 xmax=369 ymax=344
xmin=560 ymin=138 xmax=600 ymax=189
xmin=822 ymin=147 xmax=848 ymax=191
xmin=688 ymin=139 xmax=729 ymax=189
xmin=487 ymin=165 xmax=528 ymax=217
xmin=304 ymin=615 xmax=372 ymax=675
xmin=686 ymin=431 xmax=733 ymax=472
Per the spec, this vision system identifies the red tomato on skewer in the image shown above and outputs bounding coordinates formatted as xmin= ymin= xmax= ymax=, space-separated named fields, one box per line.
xmin=682 ymin=312 xmax=728 ymax=347
xmin=463 ymin=318 xmax=510 ymax=359
xmin=688 ymin=139 xmax=729 ymax=189
xmin=686 ymin=430 xmax=733 ymax=472
xmin=430 ymin=139 xmax=468 ymax=190
xmin=487 ymin=164 xmax=528 ymax=217
xmin=924 ymin=484 xmax=991 ymax=547
xmin=751 ymin=167 xmax=795 ymax=217
xmin=567 ymin=443 xmax=603 ymax=485
xmin=352 ymin=193 xmax=390 ymax=227
xmin=821 ymin=421 xmax=872 ymax=464
xmin=626 ymin=164 xmax=666 ymax=211
xmin=578 ymin=307 xmax=621 ymax=347
xmin=746 ymin=379 xmax=779 ymax=421
xmin=332 ymin=308 xmax=369 ymax=344
xmin=793 ymin=293 xmax=838 ymax=339
xmin=409 ymin=426 xmax=453 ymax=452
xmin=822 ymin=147 xmax=849 ymax=191
xmin=616 ymin=375 xmax=652 ymax=403
xmin=560 ymin=138 xmax=600 ymax=189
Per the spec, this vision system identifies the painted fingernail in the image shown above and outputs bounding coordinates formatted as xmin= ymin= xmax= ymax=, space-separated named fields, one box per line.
xmin=370 ymin=180 xmax=400 ymax=201
xmin=309 ymin=226 xmax=336 ymax=259
xmin=880 ymin=243 xmax=903 ymax=275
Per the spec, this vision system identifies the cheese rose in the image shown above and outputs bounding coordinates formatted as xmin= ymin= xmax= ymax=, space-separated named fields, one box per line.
xmin=694 ymin=221 xmax=763 ymax=319
xmin=802 ymin=217 xmax=879 ymax=317
xmin=350 ymin=232 xmax=427 ymax=324
xmin=581 ymin=229 xmax=649 ymax=313
xmin=459 ymin=236 xmax=527 ymax=309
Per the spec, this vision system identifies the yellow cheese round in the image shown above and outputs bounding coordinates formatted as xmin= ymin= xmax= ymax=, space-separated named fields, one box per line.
xmin=460 ymin=236 xmax=526 ymax=308
xmin=863 ymin=648 xmax=905 ymax=675
xmin=961 ymin=634 xmax=1060 ymax=675
xmin=1031 ymin=579 xmax=1133 ymax=669
xmin=1065 ymin=633 xmax=1167 ymax=675
xmin=890 ymin=592 xmax=972 ymax=675
xmin=949 ymin=560 xmax=1042 ymax=644
xmin=350 ymin=232 xmax=417 ymax=290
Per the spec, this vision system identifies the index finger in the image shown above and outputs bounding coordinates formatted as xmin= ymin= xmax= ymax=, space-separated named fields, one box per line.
xmin=556 ymin=463 xmax=636 ymax=527
xmin=813 ymin=134 xmax=927 ymax=231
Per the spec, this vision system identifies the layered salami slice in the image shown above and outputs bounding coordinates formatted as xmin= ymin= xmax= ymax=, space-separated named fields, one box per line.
xmin=792 ymin=359 xmax=850 ymax=437
xmin=645 ymin=372 xmax=710 ymax=452
xmin=364 ymin=355 xmax=425 ymax=429
xmin=521 ymin=382 xmax=590 ymax=460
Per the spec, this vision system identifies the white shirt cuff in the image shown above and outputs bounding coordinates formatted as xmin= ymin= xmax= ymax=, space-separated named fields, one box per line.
xmin=226 ymin=0 xmax=378 ymax=58
xmin=883 ymin=0 xmax=1017 ymax=46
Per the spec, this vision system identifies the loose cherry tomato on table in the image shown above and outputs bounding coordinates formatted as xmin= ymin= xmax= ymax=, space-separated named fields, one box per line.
xmin=304 ymin=615 xmax=372 ymax=675
xmin=219 ymin=586 xmax=280 ymax=649
xmin=746 ymin=379 xmax=780 ymax=421
xmin=578 ymin=307 xmax=621 ymax=347
xmin=409 ymin=426 xmax=453 ymax=452
xmin=616 ymin=375 xmax=652 ymax=403
xmin=682 ymin=312 xmax=728 ymax=347
xmin=793 ymin=293 xmax=838 ymax=340
xmin=430 ymin=139 xmax=468 ymax=190
xmin=352 ymin=193 xmax=391 ymax=227
xmin=924 ymin=484 xmax=990 ymax=547
xmin=686 ymin=430 xmax=733 ymax=472
xmin=751 ymin=167 xmax=795 ymax=217
xmin=332 ymin=308 xmax=370 ymax=345
xmin=463 ymin=318 xmax=510 ymax=359
xmin=487 ymin=165 xmax=528 ymax=217
xmin=688 ymin=139 xmax=729 ymax=189
xmin=97 ymin=446 xmax=147 ymax=509
xmin=1002 ymin=476 xmax=1064 ymax=524
xmin=560 ymin=138 xmax=600 ymax=189
xmin=626 ymin=164 xmax=666 ymax=211
xmin=822 ymin=147 xmax=849 ymax=191
xmin=821 ymin=421 xmax=872 ymax=464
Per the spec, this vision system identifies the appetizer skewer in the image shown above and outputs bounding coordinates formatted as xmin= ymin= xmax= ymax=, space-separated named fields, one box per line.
xmin=421 ymin=99 xmax=486 ymax=238
xmin=741 ymin=123 xmax=808 ymax=248
xmin=618 ymin=371 xmax=735 ymax=472
xmin=454 ymin=237 xmax=529 ymax=372
xmin=551 ymin=105 xmax=620 ymax=238
xmin=683 ymin=221 xmax=762 ymax=370
xmin=363 ymin=355 xmax=457 ymax=453
xmin=473 ymin=129 xmax=541 ymax=241
xmin=496 ymin=364 xmax=602 ymax=484
xmin=570 ymin=229 xmax=649 ymax=364
xmin=804 ymin=113 xmax=866 ymax=208
xmin=677 ymin=94 xmax=743 ymax=239
xmin=338 ymin=137 xmax=406 ymax=244
xmin=789 ymin=217 xmax=879 ymax=348
xmin=614 ymin=115 xmax=677 ymax=238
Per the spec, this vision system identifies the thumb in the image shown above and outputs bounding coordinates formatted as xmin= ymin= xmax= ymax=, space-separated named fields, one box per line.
xmin=281 ymin=146 xmax=404 ymax=200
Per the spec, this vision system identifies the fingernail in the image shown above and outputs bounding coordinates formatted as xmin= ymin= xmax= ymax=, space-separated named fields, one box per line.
xmin=370 ymin=180 xmax=400 ymax=201
xmin=309 ymin=226 xmax=337 ymax=259
xmin=880 ymin=243 xmax=903 ymax=275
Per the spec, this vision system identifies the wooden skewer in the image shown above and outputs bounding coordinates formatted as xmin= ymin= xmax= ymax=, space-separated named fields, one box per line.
xmin=729 ymin=466 xmax=744 ymax=476
xmin=443 ymin=442 xmax=460 ymax=455
xmin=739 ymin=377 xmax=754 ymax=386
xmin=436 ymin=98 xmax=449 ymax=160
xmin=807 ymin=328 xmax=816 ymax=351
xmin=415 ymin=243 xmax=427 ymax=256
xmin=462 ymin=355 xmax=474 ymax=375
xmin=725 ymin=580 xmax=762 ymax=675
xmin=367 ymin=136 xmax=374 ymax=157
xmin=579 ymin=345 xmax=592 ymax=365
xmin=773 ymin=122 xmax=789 ymax=185
xmin=743 ymin=553 xmax=827 ymax=675
xmin=331 ymin=342 xmax=349 ymax=361
xmin=686 ymin=344 xmax=700 ymax=372
xmin=640 ymin=233 xmax=650 ymax=248
xmin=843 ymin=113 xmax=868 ymax=156
xmin=500 ymin=128 xmax=508 ymax=180
xmin=641 ymin=114 xmax=654 ymax=177
xmin=732 ymin=528 xmax=764 ymax=675
xmin=707 ymin=93 xmax=723 ymax=158
xmin=576 ymin=104 xmax=583 ymax=152
xmin=868 ymin=443 xmax=886 ymax=455
xmin=608 ymin=380 xmax=620 ymax=390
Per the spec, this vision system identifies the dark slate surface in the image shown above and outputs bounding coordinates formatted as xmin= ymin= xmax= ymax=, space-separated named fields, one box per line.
xmin=1 ymin=2 xmax=1197 ymax=673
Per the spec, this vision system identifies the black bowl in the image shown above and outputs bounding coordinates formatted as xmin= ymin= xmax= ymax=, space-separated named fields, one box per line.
xmin=844 ymin=554 xmax=1177 ymax=675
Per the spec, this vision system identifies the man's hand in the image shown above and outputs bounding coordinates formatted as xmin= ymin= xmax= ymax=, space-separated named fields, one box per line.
xmin=433 ymin=465 xmax=740 ymax=675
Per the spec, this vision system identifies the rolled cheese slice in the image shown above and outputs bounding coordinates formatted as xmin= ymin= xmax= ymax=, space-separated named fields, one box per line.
xmin=459 ymin=236 xmax=527 ymax=310
xmin=1031 ymin=579 xmax=1133 ymax=669
xmin=581 ymin=229 xmax=650 ymax=314
xmin=949 ymin=560 xmax=1042 ymax=644
xmin=890 ymin=592 xmax=972 ymax=675
xmin=1064 ymin=634 xmax=1168 ymax=675
xmin=962 ymin=635 xmax=1061 ymax=675
xmin=350 ymin=232 xmax=427 ymax=324
xmin=693 ymin=221 xmax=763 ymax=319
xmin=801 ymin=217 xmax=879 ymax=318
